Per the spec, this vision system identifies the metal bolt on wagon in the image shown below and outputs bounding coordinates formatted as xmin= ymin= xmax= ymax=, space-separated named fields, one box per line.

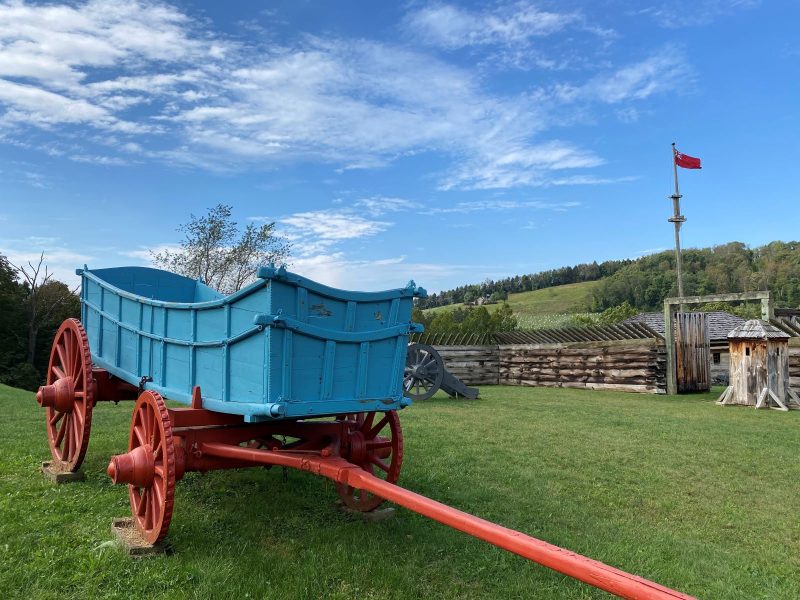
xmin=35 ymin=264 xmax=693 ymax=600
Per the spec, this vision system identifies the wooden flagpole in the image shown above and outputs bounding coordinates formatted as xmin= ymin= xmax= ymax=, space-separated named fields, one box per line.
xmin=669 ymin=142 xmax=686 ymax=309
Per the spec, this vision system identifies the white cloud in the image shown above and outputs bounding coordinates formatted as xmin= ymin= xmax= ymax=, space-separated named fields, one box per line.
xmin=280 ymin=210 xmax=390 ymax=243
xmin=2 ymin=238 xmax=96 ymax=287
xmin=637 ymin=1 xmax=759 ymax=28
xmin=554 ymin=48 xmax=693 ymax=105
xmin=354 ymin=197 xmax=422 ymax=217
xmin=426 ymin=199 xmax=581 ymax=215
xmin=0 ymin=1 xmax=681 ymax=190
xmin=119 ymin=243 xmax=181 ymax=262
xmin=289 ymin=252 xmax=502 ymax=292
xmin=404 ymin=2 xmax=580 ymax=50
xmin=441 ymin=141 xmax=604 ymax=190
xmin=548 ymin=174 xmax=639 ymax=186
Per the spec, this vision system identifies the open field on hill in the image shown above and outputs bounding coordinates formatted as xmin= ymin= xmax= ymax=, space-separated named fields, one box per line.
xmin=425 ymin=280 xmax=602 ymax=328
xmin=1 ymin=383 xmax=799 ymax=599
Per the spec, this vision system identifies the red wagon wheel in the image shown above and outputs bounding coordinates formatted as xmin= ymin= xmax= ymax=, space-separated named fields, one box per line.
xmin=36 ymin=318 xmax=94 ymax=472
xmin=336 ymin=411 xmax=403 ymax=512
xmin=108 ymin=390 xmax=176 ymax=545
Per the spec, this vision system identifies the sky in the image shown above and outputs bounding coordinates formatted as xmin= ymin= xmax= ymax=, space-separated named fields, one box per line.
xmin=1 ymin=0 xmax=798 ymax=293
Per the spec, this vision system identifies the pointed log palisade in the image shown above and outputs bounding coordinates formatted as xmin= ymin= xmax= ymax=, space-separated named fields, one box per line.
xmin=34 ymin=265 xmax=695 ymax=600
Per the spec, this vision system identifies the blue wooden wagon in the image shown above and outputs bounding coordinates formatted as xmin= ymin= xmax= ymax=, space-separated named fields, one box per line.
xmin=33 ymin=264 xmax=694 ymax=600
xmin=80 ymin=264 xmax=423 ymax=422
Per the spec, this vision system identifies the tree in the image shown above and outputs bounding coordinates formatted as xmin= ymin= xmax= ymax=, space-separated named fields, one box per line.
xmin=152 ymin=204 xmax=290 ymax=294
xmin=11 ymin=254 xmax=80 ymax=366
xmin=0 ymin=254 xmax=26 ymax=374
xmin=597 ymin=301 xmax=638 ymax=325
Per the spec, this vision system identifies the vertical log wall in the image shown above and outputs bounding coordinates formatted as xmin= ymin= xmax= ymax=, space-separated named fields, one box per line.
xmin=435 ymin=339 xmax=667 ymax=393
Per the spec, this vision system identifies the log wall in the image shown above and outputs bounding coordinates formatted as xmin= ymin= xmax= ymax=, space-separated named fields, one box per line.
xmin=498 ymin=339 xmax=667 ymax=394
xmin=433 ymin=338 xmax=687 ymax=394
xmin=434 ymin=345 xmax=500 ymax=385
xmin=790 ymin=343 xmax=800 ymax=394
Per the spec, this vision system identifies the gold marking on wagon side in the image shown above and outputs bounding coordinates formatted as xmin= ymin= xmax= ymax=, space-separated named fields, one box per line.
xmin=310 ymin=303 xmax=332 ymax=317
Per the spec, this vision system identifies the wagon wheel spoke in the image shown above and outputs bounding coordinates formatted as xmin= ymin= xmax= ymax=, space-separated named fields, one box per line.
xmin=55 ymin=416 xmax=68 ymax=447
xmin=360 ymin=412 xmax=375 ymax=433
xmin=366 ymin=414 xmax=389 ymax=439
xmin=368 ymin=456 xmax=389 ymax=473
xmin=366 ymin=439 xmax=392 ymax=450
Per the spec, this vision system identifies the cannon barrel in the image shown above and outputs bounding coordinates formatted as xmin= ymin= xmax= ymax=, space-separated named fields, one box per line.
xmin=200 ymin=442 xmax=695 ymax=600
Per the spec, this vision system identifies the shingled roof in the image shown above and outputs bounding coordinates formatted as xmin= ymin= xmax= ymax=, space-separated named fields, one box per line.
xmin=622 ymin=311 xmax=746 ymax=342
xmin=728 ymin=319 xmax=790 ymax=340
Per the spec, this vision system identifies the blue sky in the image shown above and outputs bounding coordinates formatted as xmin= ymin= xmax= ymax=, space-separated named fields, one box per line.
xmin=1 ymin=0 xmax=798 ymax=292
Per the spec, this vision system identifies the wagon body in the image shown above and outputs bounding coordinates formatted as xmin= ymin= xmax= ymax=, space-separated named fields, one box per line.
xmin=79 ymin=265 xmax=425 ymax=421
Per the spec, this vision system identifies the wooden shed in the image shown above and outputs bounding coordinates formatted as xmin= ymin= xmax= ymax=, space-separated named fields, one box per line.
xmin=717 ymin=320 xmax=800 ymax=410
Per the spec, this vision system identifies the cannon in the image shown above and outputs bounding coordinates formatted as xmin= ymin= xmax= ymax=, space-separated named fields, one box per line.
xmin=34 ymin=264 xmax=693 ymax=600
xmin=404 ymin=342 xmax=480 ymax=400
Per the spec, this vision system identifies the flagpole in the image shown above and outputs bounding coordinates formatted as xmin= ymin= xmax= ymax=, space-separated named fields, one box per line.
xmin=669 ymin=142 xmax=686 ymax=310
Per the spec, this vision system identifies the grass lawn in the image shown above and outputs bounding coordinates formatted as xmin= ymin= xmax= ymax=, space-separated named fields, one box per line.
xmin=1 ymin=382 xmax=799 ymax=599
xmin=424 ymin=280 xmax=602 ymax=329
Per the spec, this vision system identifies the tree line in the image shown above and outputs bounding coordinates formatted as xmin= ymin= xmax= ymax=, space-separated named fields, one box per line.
xmin=0 ymin=254 xmax=80 ymax=390
xmin=417 ymin=241 xmax=800 ymax=315
xmin=591 ymin=241 xmax=800 ymax=311
xmin=416 ymin=259 xmax=632 ymax=309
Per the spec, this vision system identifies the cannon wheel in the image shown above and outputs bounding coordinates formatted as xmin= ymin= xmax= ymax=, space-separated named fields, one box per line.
xmin=404 ymin=343 xmax=444 ymax=401
xmin=41 ymin=319 xmax=95 ymax=472
xmin=127 ymin=390 xmax=176 ymax=544
xmin=336 ymin=411 xmax=403 ymax=512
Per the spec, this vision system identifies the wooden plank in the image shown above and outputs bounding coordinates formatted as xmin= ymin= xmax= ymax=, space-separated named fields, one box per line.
xmin=664 ymin=291 xmax=770 ymax=305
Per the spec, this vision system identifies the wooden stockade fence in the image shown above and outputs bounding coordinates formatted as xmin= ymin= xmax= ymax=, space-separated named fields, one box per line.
xmin=499 ymin=339 xmax=666 ymax=394
xmin=494 ymin=322 xmax=658 ymax=345
xmin=417 ymin=323 xmax=668 ymax=393
xmin=412 ymin=331 xmax=495 ymax=346
xmin=790 ymin=341 xmax=800 ymax=394
xmin=434 ymin=345 xmax=500 ymax=386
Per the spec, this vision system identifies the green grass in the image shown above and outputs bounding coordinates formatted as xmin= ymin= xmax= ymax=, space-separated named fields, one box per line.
xmin=425 ymin=280 xmax=602 ymax=327
xmin=1 ymin=382 xmax=799 ymax=599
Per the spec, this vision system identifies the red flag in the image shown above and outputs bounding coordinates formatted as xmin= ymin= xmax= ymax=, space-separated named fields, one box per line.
xmin=674 ymin=148 xmax=701 ymax=169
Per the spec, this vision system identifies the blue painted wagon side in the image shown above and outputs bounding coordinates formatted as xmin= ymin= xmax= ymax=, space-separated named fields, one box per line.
xmin=79 ymin=265 xmax=425 ymax=422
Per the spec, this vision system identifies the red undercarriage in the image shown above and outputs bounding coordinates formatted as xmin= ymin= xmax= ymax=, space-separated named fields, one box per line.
xmin=39 ymin=358 xmax=694 ymax=600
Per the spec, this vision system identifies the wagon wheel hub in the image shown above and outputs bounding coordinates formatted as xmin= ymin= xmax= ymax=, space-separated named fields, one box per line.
xmin=347 ymin=429 xmax=367 ymax=464
xmin=37 ymin=377 xmax=77 ymax=413
xmin=336 ymin=411 xmax=403 ymax=512
xmin=107 ymin=444 xmax=155 ymax=488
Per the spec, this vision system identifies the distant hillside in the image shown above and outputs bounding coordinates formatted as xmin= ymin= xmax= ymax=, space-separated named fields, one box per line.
xmin=421 ymin=240 xmax=800 ymax=316
xmin=417 ymin=258 xmax=630 ymax=309
xmin=425 ymin=280 xmax=602 ymax=329
xmin=593 ymin=241 xmax=800 ymax=311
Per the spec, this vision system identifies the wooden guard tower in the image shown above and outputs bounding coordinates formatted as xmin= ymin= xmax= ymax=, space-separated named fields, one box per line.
xmin=717 ymin=320 xmax=800 ymax=410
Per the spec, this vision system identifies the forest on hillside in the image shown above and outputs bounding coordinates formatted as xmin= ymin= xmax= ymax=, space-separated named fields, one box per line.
xmin=592 ymin=241 xmax=800 ymax=311
xmin=420 ymin=241 xmax=800 ymax=312
xmin=417 ymin=259 xmax=631 ymax=308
